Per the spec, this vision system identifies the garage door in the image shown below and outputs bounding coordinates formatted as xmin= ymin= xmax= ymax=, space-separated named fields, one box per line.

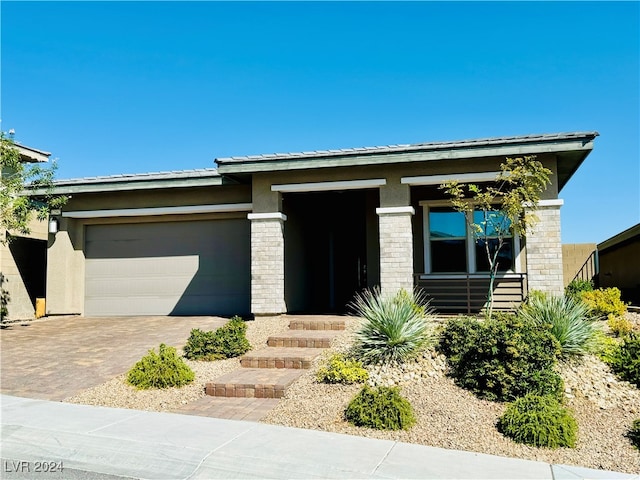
xmin=84 ymin=219 xmax=250 ymax=316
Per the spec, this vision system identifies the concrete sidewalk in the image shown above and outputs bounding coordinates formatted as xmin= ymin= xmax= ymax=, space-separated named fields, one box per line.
xmin=1 ymin=395 xmax=637 ymax=480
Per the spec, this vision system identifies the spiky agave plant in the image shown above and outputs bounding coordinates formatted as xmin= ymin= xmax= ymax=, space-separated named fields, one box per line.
xmin=350 ymin=288 xmax=433 ymax=364
xmin=519 ymin=294 xmax=600 ymax=358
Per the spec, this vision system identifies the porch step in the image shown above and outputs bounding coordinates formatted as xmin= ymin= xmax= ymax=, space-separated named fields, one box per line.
xmin=240 ymin=347 xmax=323 ymax=369
xmin=205 ymin=368 xmax=304 ymax=398
xmin=267 ymin=330 xmax=340 ymax=348
xmin=288 ymin=318 xmax=345 ymax=331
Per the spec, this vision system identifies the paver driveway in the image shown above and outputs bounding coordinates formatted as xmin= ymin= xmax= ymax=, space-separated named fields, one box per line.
xmin=0 ymin=315 xmax=227 ymax=401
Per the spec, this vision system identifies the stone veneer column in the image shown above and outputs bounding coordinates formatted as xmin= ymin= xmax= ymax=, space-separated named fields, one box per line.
xmin=377 ymin=206 xmax=415 ymax=296
xmin=525 ymin=200 xmax=564 ymax=296
xmin=248 ymin=212 xmax=287 ymax=316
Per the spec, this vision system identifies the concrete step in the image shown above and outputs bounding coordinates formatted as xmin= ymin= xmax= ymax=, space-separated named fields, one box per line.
xmin=267 ymin=329 xmax=340 ymax=348
xmin=240 ymin=347 xmax=323 ymax=369
xmin=205 ymin=368 xmax=304 ymax=399
xmin=288 ymin=318 xmax=346 ymax=331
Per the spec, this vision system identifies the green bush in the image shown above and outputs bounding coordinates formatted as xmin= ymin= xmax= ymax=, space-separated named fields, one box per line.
xmin=594 ymin=332 xmax=620 ymax=364
xmin=316 ymin=353 xmax=369 ymax=384
xmin=627 ymin=419 xmax=640 ymax=450
xmin=183 ymin=316 xmax=251 ymax=360
xmin=498 ymin=393 xmax=578 ymax=448
xmin=350 ymin=288 xmax=434 ymax=364
xmin=518 ymin=295 xmax=600 ymax=358
xmin=127 ymin=343 xmax=195 ymax=389
xmin=605 ymin=333 xmax=640 ymax=388
xmin=581 ymin=287 xmax=627 ymax=318
xmin=438 ymin=316 xmax=563 ymax=402
xmin=564 ymin=279 xmax=593 ymax=302
xmin=345 ymin=385 xmax=416 ymax=430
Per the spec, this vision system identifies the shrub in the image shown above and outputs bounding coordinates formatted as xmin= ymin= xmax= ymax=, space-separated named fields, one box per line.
xmin=183 ymin=316 xmax=251 ymax=360
xmin=605 ymin=333 xmax=640 ymax=388
xmin=498 ymin=393 xmax=578 ymax=448
xmin=627 ymin=419 xmax=640 ymax=450
xmin=526 ymin=289 xmax=549 ymax=304
xmin=518 ymin=295 xmax=600 ymax=358
xmin=607 ymin=314 xmax=633 ymax=337
xmin=564 ymin=279 xmax=593 ymax=302
xmin=316 ymin=353 xmax=369 ymax=384
xmin=350 ymin=288 xmax=434 ymax=364
xmin=438 ymin=316 xmax=563 ymax=402
xmin=594 ymin=332 xmax=620 ymax=364
xmin=345 ymin=385 xmax=416 ymax=430
xmin=127 ymin=343 xmax=195 ymax=389
xmin=581 ymin=287 xmax=627 ymax=318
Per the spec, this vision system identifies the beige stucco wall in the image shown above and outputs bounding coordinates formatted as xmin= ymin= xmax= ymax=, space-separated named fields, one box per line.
xmin=1 ymin=217 xmax=48 ymax=320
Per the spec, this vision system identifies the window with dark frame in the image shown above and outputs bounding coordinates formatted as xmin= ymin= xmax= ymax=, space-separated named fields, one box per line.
xmin=425 ymin=206 xmax=516 ymax=274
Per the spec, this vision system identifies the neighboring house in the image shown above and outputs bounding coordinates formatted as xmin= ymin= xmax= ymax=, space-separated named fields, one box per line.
xmin=45 ymin=131 xmax=598 ymax=317
xmin=1 ymin=144 xmax=51 ymax=321
xmin=597 ymin=223 xmax=640 ymax=306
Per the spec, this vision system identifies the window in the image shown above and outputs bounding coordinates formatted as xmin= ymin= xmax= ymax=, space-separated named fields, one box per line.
xmin=473 ymin=210 xmax=514 ymax=272
xmin=422 ymin=204 xmax=519 ymax=274
xmin=428 ymin=207 xmax=467 ymax=272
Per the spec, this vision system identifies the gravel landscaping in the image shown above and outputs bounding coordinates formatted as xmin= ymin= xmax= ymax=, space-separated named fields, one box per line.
xmin=66 ymin=313 xmax=640 ymax=475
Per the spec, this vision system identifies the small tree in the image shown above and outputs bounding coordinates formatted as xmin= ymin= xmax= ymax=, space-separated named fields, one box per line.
xmin=440 ymin=155 xmax=551 ymax=317
xmin=1 ymin=131 xmax=66 ymax=244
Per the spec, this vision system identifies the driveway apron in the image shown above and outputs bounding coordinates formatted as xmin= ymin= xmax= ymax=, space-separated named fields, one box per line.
xmin=0 ymin=316 xmax=227 ymax=401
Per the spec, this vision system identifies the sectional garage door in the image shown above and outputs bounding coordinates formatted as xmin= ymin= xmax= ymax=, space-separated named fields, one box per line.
xmin=84 ymin=219 xmax=250 ymax=316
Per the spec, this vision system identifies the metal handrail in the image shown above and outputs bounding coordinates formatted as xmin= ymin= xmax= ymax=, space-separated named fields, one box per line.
xmin=414 ymin=273 xmax=527 ymax=314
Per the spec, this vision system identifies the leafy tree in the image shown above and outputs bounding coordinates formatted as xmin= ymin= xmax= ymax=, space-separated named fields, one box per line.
xmin=0 ymin=131 xmax=66 ymax=244
xmin=440 ymin=155 xmax=551 ymax=317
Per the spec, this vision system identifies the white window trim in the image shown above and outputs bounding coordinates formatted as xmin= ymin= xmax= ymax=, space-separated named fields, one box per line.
xmin=420 ymin=201 xmax=522 ymax=275
xmin=271 ymin=178 xmax=386 ymax=193
xmin=402 ymin=171 xmax=502 ymax=186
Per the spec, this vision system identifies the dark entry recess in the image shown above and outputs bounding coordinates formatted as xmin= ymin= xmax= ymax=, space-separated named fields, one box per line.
xmin=8 ymin=236 xmax=47 ymax=309
xmin=284 ymin=190 xmax=377 ymax=314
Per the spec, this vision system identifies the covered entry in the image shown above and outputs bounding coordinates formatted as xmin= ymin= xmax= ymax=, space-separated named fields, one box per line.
xmin=84 ymin=218 xmax=250 ymax=316
xmin=283 ymin=190 xmax=379 ymax=313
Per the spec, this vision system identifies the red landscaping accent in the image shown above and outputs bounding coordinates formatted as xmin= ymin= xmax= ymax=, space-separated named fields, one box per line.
xmin=240 ymin=347 xmax=321 ymax=369
xmin=266 ymin=330 xmax=340 ymax=348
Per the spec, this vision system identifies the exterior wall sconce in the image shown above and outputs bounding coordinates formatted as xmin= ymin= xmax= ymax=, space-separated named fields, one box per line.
xmin=48 ymin=217 xmax=59 ymax=234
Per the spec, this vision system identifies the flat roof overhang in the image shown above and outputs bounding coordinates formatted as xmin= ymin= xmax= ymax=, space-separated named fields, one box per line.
xmin=44 ymin=169 xmax=229 ymax=195
xmin=216 ymin=131 xmax=598 ymax=192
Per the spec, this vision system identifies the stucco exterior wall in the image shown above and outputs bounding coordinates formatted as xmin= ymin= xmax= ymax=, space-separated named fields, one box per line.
xmin=44 ymin=150 xmax=566 ymax=316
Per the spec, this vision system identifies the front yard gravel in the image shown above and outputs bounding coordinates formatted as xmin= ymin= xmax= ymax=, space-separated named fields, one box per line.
xmin=66 ymin=314 xmax=640 ymax=475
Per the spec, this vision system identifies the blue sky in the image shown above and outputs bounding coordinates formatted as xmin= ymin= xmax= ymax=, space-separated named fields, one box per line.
xmin=2 ymin=1 xmax=638 ymax=244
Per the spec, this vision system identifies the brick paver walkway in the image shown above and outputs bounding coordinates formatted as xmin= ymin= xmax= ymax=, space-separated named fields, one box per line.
xmin=0 ymin=315 xmax=227 ymax=401
xmin=173 ymin=396 xmax=280 ymax=421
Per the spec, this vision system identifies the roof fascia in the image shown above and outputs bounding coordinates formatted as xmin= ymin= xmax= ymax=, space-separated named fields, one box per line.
xmin=217 ymin=137 xmax=595 ymax=175
xmin=597 ymin=223 xmax=640 ymax=252
xmin=16 ymin=144 xmax=51 ymax=163
xmin=47 ymin=176 xmax=226 ymax=195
